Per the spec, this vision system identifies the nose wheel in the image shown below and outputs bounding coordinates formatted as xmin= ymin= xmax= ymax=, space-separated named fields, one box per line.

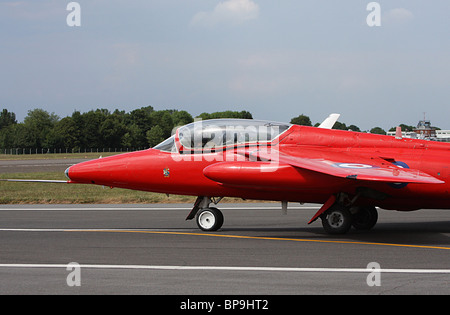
xmin=196 ymin=207 xmax=224 ymax=232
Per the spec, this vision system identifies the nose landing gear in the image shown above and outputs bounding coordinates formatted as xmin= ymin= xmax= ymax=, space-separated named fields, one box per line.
xmin=186 ymin=196 xmax=225 ymax=232
xmin=196 ymin=207 xmax=224 ymax=232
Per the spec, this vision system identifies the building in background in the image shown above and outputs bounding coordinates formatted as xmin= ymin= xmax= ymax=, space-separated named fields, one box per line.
xmin=387 ymin=119 xmax=450 ymax=142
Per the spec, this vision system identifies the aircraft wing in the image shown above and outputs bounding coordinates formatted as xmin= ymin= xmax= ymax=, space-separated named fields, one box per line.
xmin=250 ymin=149 xmax=444 ymax=184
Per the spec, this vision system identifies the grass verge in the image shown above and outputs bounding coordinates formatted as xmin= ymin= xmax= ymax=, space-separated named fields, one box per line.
xmin=0 ymin=152 xmax=121 ymax=161
xmin=0 ymin=172 xmax=197 ymax=204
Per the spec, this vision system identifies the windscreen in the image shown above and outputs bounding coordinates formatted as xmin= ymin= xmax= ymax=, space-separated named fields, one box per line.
xmin=153 ymin=136 xmax=176 ymax=152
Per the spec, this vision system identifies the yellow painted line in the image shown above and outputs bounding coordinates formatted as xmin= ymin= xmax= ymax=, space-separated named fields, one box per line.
xmin=67 ymin=229 xmax=450 ymax=251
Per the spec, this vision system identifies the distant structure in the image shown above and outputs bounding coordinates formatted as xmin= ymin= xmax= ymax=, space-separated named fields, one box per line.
xmin=435 ymin=129 xmax=450 ymax=142
xmin=387 ymin=118 xmax=450 ymax=142
xmin=414 ymin=119 xmax=436 ymax=139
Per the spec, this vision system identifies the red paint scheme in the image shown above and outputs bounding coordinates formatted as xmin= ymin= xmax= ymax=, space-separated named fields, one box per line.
xmin=67 ymin=123 xmax=450 ymax=212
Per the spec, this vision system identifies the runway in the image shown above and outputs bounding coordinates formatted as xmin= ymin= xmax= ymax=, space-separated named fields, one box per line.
xmin=0 ymin=203 xmax=449 ymax=295
xmin=0 ymin=158 xmax=89 ymax=174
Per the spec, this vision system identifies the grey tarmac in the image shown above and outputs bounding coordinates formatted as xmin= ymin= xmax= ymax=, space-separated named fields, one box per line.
xmin=0 ymin=203 xmax=449 ymax=295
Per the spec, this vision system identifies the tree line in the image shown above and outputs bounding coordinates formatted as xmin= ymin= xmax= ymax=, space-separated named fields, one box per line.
xmin=289 ymin=114 xmax=388 ymax=135
xmin=0 ymin=107 xmax=253 ymax=152
xmin=0 ymin=108 xmax=419 ymax=153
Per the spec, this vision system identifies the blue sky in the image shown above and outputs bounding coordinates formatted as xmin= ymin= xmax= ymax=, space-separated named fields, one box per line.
xmin=1 ymin=0 xmax=450 ymax=130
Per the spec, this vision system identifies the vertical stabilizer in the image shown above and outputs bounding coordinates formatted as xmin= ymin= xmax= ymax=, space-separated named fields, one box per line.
xmin=318 ymin=113 xmax=340 ymax=129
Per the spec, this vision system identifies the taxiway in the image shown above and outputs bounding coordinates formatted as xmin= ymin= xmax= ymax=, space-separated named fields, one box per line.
xmin=0 ymin=203 xmax=449 ymax=294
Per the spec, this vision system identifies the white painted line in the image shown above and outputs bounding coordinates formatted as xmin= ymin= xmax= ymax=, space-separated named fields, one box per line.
xmin=0 ymin=229 xmax=69 ymax=232
xmin=0 ymin=264 xmax=448 ymax=274
xmin=0 ymin=228 xmax=167 ymax=232
xmin=0 ymin=206 xmax=320 ymax=211
xmin=0 ymin=207 xmax=188 ymax=211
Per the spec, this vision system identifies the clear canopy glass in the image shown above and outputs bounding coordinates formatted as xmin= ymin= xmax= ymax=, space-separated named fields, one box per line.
xmin=153 ymin=119 xmax=291 ymax=152
xmin=177 ymin=119 xmax=290 ymax=150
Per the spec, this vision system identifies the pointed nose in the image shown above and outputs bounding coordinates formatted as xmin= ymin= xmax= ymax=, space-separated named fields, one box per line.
xmin=65 ymin=166 xmax=71 ymax=180
xmin=65 ymin=158 xmax=112 ymax=185
xmin=64 ymin=149 xmax=165 ymax=189
xmin=64 ymin=151 xmax=146 ymax=186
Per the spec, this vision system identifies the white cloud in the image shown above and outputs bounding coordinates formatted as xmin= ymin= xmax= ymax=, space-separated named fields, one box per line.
xmin=383 ymin=8 xmax=414 ymax=25
xmin=191 ymin=0 xmax=259 ymax=27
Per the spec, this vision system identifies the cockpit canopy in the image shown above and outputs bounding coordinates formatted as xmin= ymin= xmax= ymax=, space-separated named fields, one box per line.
xmin=153 ymin=119 xmax=291 ymax=153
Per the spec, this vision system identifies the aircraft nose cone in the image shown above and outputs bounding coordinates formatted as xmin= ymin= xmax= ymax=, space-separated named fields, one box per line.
xmin=65 ymin=154 xmax=132 ymax=185
xmin=65 ymin=166 xmax=71 ymax=180
xmin=64 ymin=149 xmax=159 ymax=187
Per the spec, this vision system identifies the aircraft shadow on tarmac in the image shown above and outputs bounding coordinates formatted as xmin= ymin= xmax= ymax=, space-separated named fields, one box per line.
xmin=217 ymin=220 xmax=450 ymax=246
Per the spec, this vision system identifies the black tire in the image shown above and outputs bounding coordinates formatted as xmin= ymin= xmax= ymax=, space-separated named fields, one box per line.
xmin=196 ymin=207 xmax=224 ymax=232
xmin=352 ymin=206 xmax=378 ymax=230
xmin=321 ymin=205 xmax=353 ymax=235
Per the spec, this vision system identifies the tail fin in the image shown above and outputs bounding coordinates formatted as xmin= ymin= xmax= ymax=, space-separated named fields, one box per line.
xmin=318 ymin=113 xmax=340 ymax=129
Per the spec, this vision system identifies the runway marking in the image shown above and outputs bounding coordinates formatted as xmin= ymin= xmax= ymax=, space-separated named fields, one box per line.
xmin=82 ymin=229 xmax=450 ymax=251
xmin=1 ymin=228 xmax=448 ymax=251
xmin=0 ymin=206 xmax=319 ymax=211
xmin=0 ymin=263 xmax=449 ymax=274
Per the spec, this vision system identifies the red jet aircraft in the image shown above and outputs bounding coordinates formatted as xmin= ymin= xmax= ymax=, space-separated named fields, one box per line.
xmin=37 ymin=116 xmax=450 ymax=234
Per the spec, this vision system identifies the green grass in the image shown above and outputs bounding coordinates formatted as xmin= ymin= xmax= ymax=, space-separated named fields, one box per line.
xmin=0 ymin=171 xmax=197 ymax=204
xmin=0 ymin=152 xmax=122 ymax=160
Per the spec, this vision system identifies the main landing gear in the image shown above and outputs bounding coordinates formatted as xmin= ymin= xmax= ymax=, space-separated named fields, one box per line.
xmin=320 ymin=203 xmax=378 ymax=235
xmin=186 ymin=196 xmax=224 ymax=232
